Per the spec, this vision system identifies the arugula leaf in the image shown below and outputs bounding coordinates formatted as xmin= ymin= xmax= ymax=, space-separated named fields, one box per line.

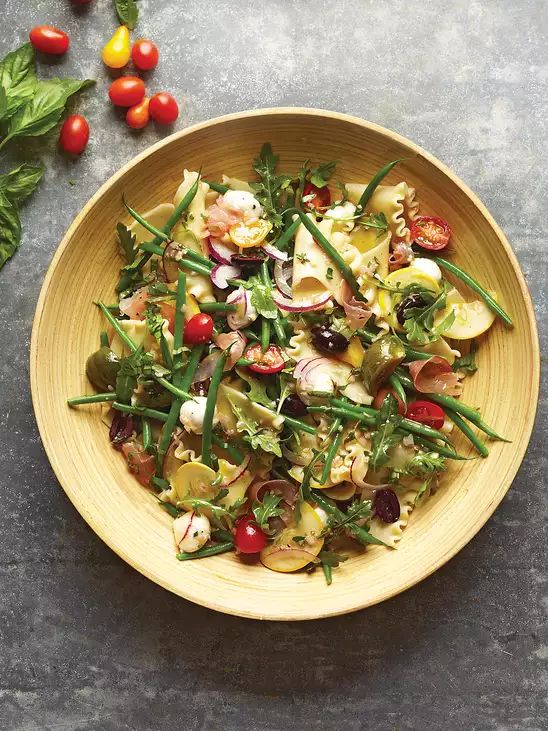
xmin=0 ymin=78 xmax=94 ymax=149
xmin=370 ymin=393 xmax=403 ymax=470
xmin=309 ymin=160 xmax=338 ymax=188
xmin=453 ymin=342 xmax=478 ymax=374
xmin=360 ymin=211 xmax=389 ymax=232
xmin=402 ymin=283 xmax=453 ymax=345
xmin=0 ymin=164 xmax=43 ymax=206
xmin=225 ymin=394 xmax=282 ymax=457
xmin=117 ymin=222 xmax=137 ymax=265
xmin=249 ymin=143 xmax=292 ymax=230
xmin=318 ymin=549 xmax=348 ymax=568
xmin=393 ymin=451 xmax=446 ymax=480
xmin=324 ymin=499 xmax=373 ymax=536
xmin=235 ymin=367 xmax=275 ymax=408
xmin=414 ymin=478 xmax=432 ymax=505
xmin=0 ymin=43 xmax=37 ymax=121
xmin=0 ymin=193 xmax=21 ymax=270
xmin=252 ymin=492 xmax=284 ymax=533
xmin=115 ymin=0 xmax=139 ymax=30
xmin=243 ymin=274 xmax=278 ymax=319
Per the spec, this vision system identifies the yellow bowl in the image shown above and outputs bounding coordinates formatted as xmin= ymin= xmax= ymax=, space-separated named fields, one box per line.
xmin=30 ymin=109 xmax=540 ymax=620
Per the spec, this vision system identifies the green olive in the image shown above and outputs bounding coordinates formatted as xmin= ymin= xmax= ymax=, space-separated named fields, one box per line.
xmin=86 ymin=346 xmax=120 ymax=391
xmin=361 ymin=335 xmax=406 ymax=395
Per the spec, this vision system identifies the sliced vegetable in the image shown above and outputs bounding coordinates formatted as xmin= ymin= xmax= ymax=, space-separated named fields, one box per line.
xmin=260 ymin=502 xmax=324 ymax=572
xmin=410 ymin=215 xmax=451 ymax=250
xmin=229 ymin=219 xmax=272 ymax=248
xmin=434 ymin=297 xmax=497 ymax=340
xmin=245 ymin=343 xmax=285 ymax=374
xmin=361 ymin=335 xmax=406 ymax=394
xmin=406 ymin=400 xmax=445 ymax=430
xmin=302 ymin=181 xmax=331 ymax=210
xmin=173 ymin=462 xmax=217 ymax=505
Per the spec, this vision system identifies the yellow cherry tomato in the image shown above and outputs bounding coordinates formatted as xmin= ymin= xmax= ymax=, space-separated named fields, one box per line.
xmin=229 ymin=219 xmax=272 ymax=248
xmin=102 ymin=25 xmax=131 ymax=69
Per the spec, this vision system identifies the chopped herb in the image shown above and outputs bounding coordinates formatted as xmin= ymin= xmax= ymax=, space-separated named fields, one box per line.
xmin=370 ymin=393 xmax=404 ymax=470
xmin=309 ymin=160 xmax=338 ymax=188
xmin=326 ymin=266 xmax=334 ymax=280
xmin=249 ymin=143 xmax=292 ymax=230
xmin=453 ymin=342 xmax=478 ymax=374
xmin=252 ymin=492 xmax=285 ymax=534
xmin=296 ymin=252 xmax=310 ymax=264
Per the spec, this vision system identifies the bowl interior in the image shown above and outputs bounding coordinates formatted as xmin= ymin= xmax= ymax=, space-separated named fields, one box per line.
xmin=31 ymin=109 xmax=539 ymax=620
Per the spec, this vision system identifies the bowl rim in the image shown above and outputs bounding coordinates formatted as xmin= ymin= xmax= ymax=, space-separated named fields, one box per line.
xmin=30 ymin=107 xmax=540 ymax=619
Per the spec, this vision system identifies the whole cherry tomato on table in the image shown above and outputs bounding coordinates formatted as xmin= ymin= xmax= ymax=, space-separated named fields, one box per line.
xmin=302 ymin=181 xmax=331 ymax=210
xmin=108 ymin=76 xmax=146 ymax=107
xmin=183 ymin=313 xmax=214 ymax=344
xmin=410 ymin=216 xmax=452 ymax=251
xmin=126 ymin=97 xmax=150 ymax=129
xmin=149 ymin=92 xmax=179 ymax=124
xmin=131 ymin=39 xmax=159 ymax=71
xmin=406 ymin=400 xmax=446 ymax=430
xmin=234 ymin=515 xmax=268 ymax=554
xmin=246 ymin=343 xmax=285 ymax=374
xmin=29 ymin=26 xmax=70 ymax=55
xmin=59 ymin=115 xmax=89 ymax=154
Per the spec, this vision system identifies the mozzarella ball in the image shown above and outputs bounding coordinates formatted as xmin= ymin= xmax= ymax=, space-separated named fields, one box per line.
xmin=325 ymin=201 xmax=357 ymax=231
xmin=222 ymin=190 xmax=263 ymax=218
xmin=173 ymin=511 xmax=211 ymax=553
xmin=413 ymin=257 xmax=442 ymax=282
xmin=179 ymin=396 xmax=218 ymax=435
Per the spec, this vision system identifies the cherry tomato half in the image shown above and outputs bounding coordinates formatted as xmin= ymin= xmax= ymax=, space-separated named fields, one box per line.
xmin=183 ymin=313 xmax=214 ymax=344
xmin=149 ymin=92 xmax=179 ymax=124
xmin=29 ymin=25 xmax=70 ymax=55
xmin=131 ymin=38 xmax=159 ymax=71
xmin=108 ymin=76 xmax=146 ymax=107
xmin=246 ymin=343 xmax=285 ymax=374
xmin=406 ymin=400 xmax=445 ymax=430
xmin=410 ymin=216 xmax=452 ymax=251
xmin=126 ymin=97 xmax=150 ymax=129
xmin=303 ymin=181 xmax=331 ymax=210
xmin=373 ymin=387 xmax=406 ymax=415
xmin=59 ymin=115 xmax=89 ymax=154
xmin=234 ymin=515 xmax=268 ymax=554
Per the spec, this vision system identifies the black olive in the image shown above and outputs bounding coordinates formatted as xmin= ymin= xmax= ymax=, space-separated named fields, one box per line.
xmin=396 ymin=293 xmax=427 ymax=325
xmin=281 ymin=394 xmax=308 ymax=417
xmin=109 ymin=412 xmax=135 ymax=450
xmin=311 ymin=326 xmax=349 ymax=354
xmin=231 ymin=253 xmax=266 ymax=270
xmin=373 ymin=488 xmax=401 ymax=523
xmin=192 ymin=379 xmax=210 ymax=397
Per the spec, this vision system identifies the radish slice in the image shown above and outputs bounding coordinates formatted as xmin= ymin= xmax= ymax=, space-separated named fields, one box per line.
xmin=208 ymin=237 xmax=237 ymax=264
xmin=263 ymin=243 xmax=288 ymax=262
xmin=211 ymin=263 xmax=241 ymax=289
xmin=293 ymin=356 xmax=331 ymax=380
xmin=272 ymin=288 xmax=331 ymax=312
xmin=274 ymin=260 xmax=293 ymax=297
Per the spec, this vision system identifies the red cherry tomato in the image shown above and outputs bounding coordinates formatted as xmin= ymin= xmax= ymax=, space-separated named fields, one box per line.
xmin=183 ymin=313 xmax=214 ymax=344
xmin=59 ymin=114 xmax=89 ymax=154
xmin=29 ymin=25 xmax=70 ymax=55
xmin=131 ymin=39 xmax=159 ymax=71
xmin=410 ymin=216 xmax=452 ymax=251
xmin=303 ymin=182 xmax=331 ymax=210
xmin=149 ymin=92 xmax=179 ymax=124
xmin=373 ymin=387 xmax=406 ymax=415
xmin=108 ymin=76 xmax=146 ymax=107
xmin=126 ymin=97 xmax=150 ymax=129
xmin=234 ymin=515 xmax=268 ymax=554
xmin=121 ymin=442 xmax=156 ymax=487
xmin=406 ymin=400 xmax=445 ymax=430
xmin=246 ymin=343 xmax=285 ymax=374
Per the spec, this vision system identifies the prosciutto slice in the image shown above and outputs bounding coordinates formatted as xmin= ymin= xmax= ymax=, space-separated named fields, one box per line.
xmin=408 ymin=356 xmax=463 ymax=396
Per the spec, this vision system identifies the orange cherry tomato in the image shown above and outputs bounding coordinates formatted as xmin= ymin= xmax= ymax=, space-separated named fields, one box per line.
xmin=59 ymin=115 xmax=89 ymax=154
xmin=29 ymin=26 xmax=70 ymax=55
xmin=160 ymin=302 xmax=176 ymax=334
xmin=126 ymin=97 xmax=150 ymax=129
xmin=131 ymin=39 xmax=159 ymax=71
xmin=149 ymin=92 xmax=179 ymax=124
xmin=108 ymin=76 xmax=146 ymax=107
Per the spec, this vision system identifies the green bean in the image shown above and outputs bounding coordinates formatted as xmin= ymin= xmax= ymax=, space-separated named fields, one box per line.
xmin=158 ymin=500 xmax=181 ymax=517
xmin=294 ymin=210 xmax=365 ymax=301
xmin=446 ymin=409 xmax=489 ymax=457
xmin=112 ymin=402 xmax=169 ymax=422
xmin=201 ymin=351 xmax=228 ymax=468
xmin=322 ymin=562 xmax=333 ymax=586
xmin=178 ymin=258 xmax=214 ymax=278
xmin=124 ymin=199 xmax=169 ymax=241
xmin=260 ymin=317 xmax=270 ymax=352
xmin=152 ymin=476 xmax=171 ymax=492
xmin=160 ymin=336 xmax=173 ymax=371
xmin=411 ymin=436 xmax=470 ymax=460
xmin=142 ymin=418 xmax=152 ymax=451
xmin=276 ymin=218 xmax=300 ymax=252
xmin=199 ymin=302 xmax=236 ymax=313
xmin=320 ymin=419 xmax=343 ymax=484
xmin=211 ymin=433 xmax=245 ymax=465
xmin=100 ymin=330 xmax=110 ymax=348
xmin=241 ymin=329 xmax=260 ymax=343
xmin=140 ymin=241 xmax=164 ymax=257
xmin=96 ymin=302 xmax=137 ymax=353
xmin=433 ymin=256 xmax=513 ymax=325
xmin=176 ymin=541 xmax=234 ymax=560
xmin=212 ymin=529 xmax=234 ymax=543
xmin=104 ymin=304 xmax=120 ymax=312
xmin=311 ymin=491 xmax=385 ymax=546
xmin=236 ymin=357 xmax=255 ymax=366
xmin=355 ymin=159 xmax=403 ymax=213
xmin=204 ymin=180 xmax=229 ymax=194
xmin=259 ymin=260 xmax=284 ymax=345
xmin=154 ymin=376 xmax=194 ymax=402
xmin=67 ymin=392 xmax=117 ymax=407
xmin=165 ymin=173 xmax=201 ymax=231
xmin=388 ymin=372 xmax=407 ymax=408
xmin=282 ymin=415 xmax=317 ymax=435
xmin=180 ymin=344 xmax=205 ymax=392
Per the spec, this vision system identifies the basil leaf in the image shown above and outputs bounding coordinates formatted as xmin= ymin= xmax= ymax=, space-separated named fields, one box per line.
xmin=115 ymin=0 xmax=139 ymax=30
xmin=0 ymin=43 xmax=37 ymax=120
xmin=0 ymin=86 xmax=7 ymax=119
xmin=0 ymin=192 xmax=22 ymax=270
xmin=2 ymin=77 xmax=94 ymax=146
xmin=0 ymin=163 xmax=43 ymax=206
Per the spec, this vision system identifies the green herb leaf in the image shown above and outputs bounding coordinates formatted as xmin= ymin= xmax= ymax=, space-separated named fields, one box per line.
xmin=115 ymin=347 xmax=151 ymax=403
xmin=453 ymin=342 xmax=478 ymax=374
xmin=0 ymin=192 xmax=21 ymax=270
xmin=360 ymin=211 xmax=389 ymax=232
xmin=309 ymin=161 xmax=338 ymax=188
xmin=117 ymin=222 xmax=137 ymax=265
xmin=225 ymin=393 xmax=282 ymax=457
xmin=0 ymin=43 xmax=37 ymax=121
xmin=235 ymin=367 xmax=275 ymax=408
xmin=370 ymin=393 xmax=403 ymax=470
xmin=318 ymin=549 xmax=348 ymax=568
xmin=252 ymin=492 xmax=284 ymax=533
xmin=0 ymin=164 xmax=43 ymax=206
xmin=115 ymin=0 xmax=139 ymax=30
xmin=402 ymin=282 xmax=453 ymax=345
xmin=326 ymin=266 xmax=334 ymax=281
xmin=145 ymin=304 xmax=165 ymax=342
xmin=249 ymin=143 xmax=292 ymax=230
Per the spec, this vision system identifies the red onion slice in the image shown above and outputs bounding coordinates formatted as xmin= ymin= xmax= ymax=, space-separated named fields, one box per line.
xmin=208 ymin=237 xmax=237 ymax=265
xmin=262 ymin=243 xmax=289 ymax=262
xmin=192 ymin=350 xmax=223 ymax=384
xmin=273 ymin=260 xmax=293 ymax=298
xmin=227 ymin=288 xmax=256 ymax=330
xmin=210 ymin=263 xmax=241 ymax=289
xmin=272 ymin=288 xmax=331 ymax=312
xmin=214 ymin=330 xmax=247 ymax=369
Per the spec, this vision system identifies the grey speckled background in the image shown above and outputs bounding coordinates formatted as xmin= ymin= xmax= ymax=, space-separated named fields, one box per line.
xmin=0 ymin=1 xmax=546 ymax=729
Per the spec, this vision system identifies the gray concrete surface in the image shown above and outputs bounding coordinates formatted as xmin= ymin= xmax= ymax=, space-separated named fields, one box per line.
xmin=0 ymin=1 xmax=546 ymax=729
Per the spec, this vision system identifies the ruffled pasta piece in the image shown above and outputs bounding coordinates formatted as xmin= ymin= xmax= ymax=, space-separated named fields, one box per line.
xmin=368 ymin=485 xmax=419 ymax=548
xmin=286 ymin=324 xmax=318 ymax=361
xmin=110 ymin=318 xmax=174 ymax=359
xmin=220 ymin=384 xmax=285 ymax=432
xmin=292 ymin=214 xmax=344 ymax=303
xmin=173 ymin=170 xmax=215 ymax=303
xmin=346 ymin=228 xmax=391 ymax=280
xmin=346 ymin=182 xmax=419 ymax=242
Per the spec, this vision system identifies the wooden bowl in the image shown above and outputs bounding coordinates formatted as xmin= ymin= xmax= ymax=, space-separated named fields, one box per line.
xmin=30 ymin=109 xmax=539 ymax=620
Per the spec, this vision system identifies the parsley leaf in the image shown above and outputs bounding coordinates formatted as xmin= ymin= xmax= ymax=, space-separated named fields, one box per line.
xmin=243 ymin=275 xmax=278 ymax=319
xmin=115 ymin=347 xmax=151 ymax=404
xmin=117 ymin=222 xmax=137 ymax=265
xmin=453 ymin=342 xmax=478 ymax=374
xmin=249 ymin=143 xmax=292 ymax=230
xmin=309 ymin=161 xmax=338 ymax=188
xmin=252 ymin=492 xmax=285 ymax=534
xmin=370 ymin=393 xmax=404 ymax=470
